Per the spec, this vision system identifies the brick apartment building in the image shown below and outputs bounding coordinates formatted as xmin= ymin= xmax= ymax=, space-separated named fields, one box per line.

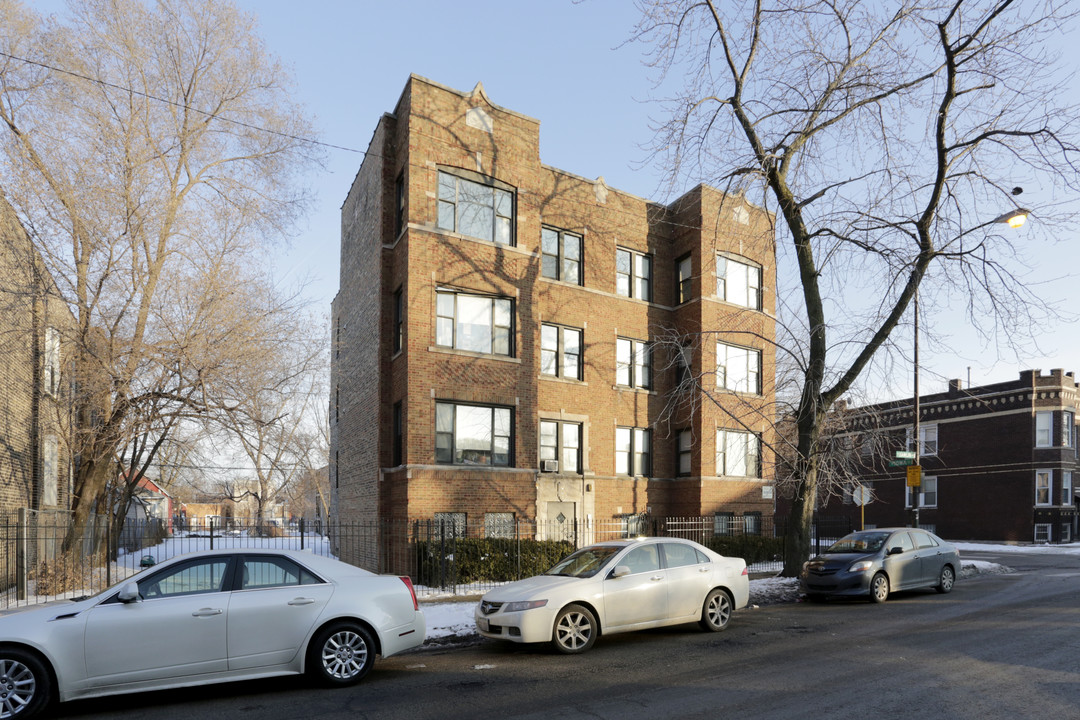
xmin=330 ymin=76 xmax=777 ymax=565
xmin=0 ymin=195 xmax=74 ymax=520
xmin=804 ymin=369 xmax=1080 ymax=543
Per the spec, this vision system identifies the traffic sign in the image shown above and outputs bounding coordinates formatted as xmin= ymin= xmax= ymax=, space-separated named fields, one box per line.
xmin=906 ymin=465 xmax=922 ymax=487
xmin=895 ymin=450 xmax=917 ymax=459
xmin=853 ymin=485 xmax=871 ymax=506
xmin=888 ymin=459 xmax=913 ymax=467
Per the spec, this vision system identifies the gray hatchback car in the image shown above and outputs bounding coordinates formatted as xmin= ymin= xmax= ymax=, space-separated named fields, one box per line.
xmin=801 ymin=528 xmax=960 ymax=603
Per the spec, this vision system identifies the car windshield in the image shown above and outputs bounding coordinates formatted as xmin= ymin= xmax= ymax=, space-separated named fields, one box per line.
xmin=545 ymin=546 xmax=622 ymax=578
xmin=825 ymin=532 xmax=891 ymax=554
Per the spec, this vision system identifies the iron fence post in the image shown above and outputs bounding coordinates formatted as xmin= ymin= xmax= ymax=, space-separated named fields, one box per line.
xmin=16 ymin=508 xmax=27 ymax=602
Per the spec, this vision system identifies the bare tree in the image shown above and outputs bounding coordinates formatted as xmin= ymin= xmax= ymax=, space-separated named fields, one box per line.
xmin=633 ymin=0 xmax=1080 ymax=574
xmin=0 ymin=0 xmax=320 ymax=552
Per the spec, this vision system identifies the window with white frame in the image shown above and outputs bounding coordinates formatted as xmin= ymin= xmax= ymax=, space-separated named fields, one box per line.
xmin=435 ymin=402 xmax=512 ymax=466
xmin=1063 ymin=411 xmax=1075 ymax=448
xmin=616 ymin=248 xmax=652 ymax=300
xmin=1035 ymin=411 xmax=1053 ymax=448
xmin=1063 ymin=471 xmax=1073 ymax=506
xmin=43 ymin=434 xmax=58 ymax=506
xmin=716 ymin=429 xmax=760 ymax=478
xmin=539 ymin=420 xmax=581 ymax=474
xmin=717 ymin=341 xmax=761 ymax=394
xmin=616 ymin=338 xmax=651 ymax=389
xmin=906 ymin=476 xmax=937 ymax=508
xmin=541 ymin=227 xmax=582 ymax=284
xmin=676 ymin=254 xmax=692 ymax=304
xmin=615 ymin=427 xmax=651 ymax=476
xmin=677 ymin=429 xmax=692 ymax=476
xmin=1035 ymin=470 xmax=1052 ymax=506
xmin=436 ymin=290 xmax=513 ymax=356
xmin=44 ymin=327 xmax=61 ymax=396
xmin=1062 ymin=524 xmax=1072 ymax=543
xmin=906 ymin=424 xmax=938 ymax=456
xmin=437 ymin=170 xmax=514 ymax=245
xmin=540 ymin=324 xmax=582 ymax=380
xmin=484 ymin=512 xmax=515 ymax=539
xmin=716 ymin=255 xmax=761 ymax=310
xmin=433 ymin=512 xmax=466 ymax=537
xmin=1034 ymin=523 xmax=1051 ymax=544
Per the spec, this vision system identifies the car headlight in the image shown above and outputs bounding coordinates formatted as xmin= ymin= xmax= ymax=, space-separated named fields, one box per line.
xmin=502 ymin=599 xmax=548 ymax=612
xmin=848 ymin=560 xmax=874 ymax=573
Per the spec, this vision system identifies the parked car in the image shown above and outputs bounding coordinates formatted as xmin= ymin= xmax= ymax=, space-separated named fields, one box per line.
xmin=0 ymin=548 xmax=425 ymax=719
xmin=475 ymin=537 xmax=749 ymax=654
xmin=801 ymin=527 xmax=960 ymax=603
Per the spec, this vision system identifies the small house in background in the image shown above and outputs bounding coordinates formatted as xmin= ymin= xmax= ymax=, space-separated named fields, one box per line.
xmin=134 ymin=475 xmax=173 ymax=532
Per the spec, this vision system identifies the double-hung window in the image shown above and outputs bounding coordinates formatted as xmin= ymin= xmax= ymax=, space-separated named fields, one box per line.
xmin=716 ymin=254 xmax=761 ymax=310
xmin=1063 ymin=411 xmax=1075 ymax=448
xmin=44 ymin=327 xmax=61 ymax=396
xmin=615 ymin=427 xmax=651 ymax=476
xmin=1063 ymin=471 xmax=1073 ymax=506
xmin=541 ymin=227 xmax=582 ymax=284
xmin=1035 ymin=470 xmax=1052 ymax=506
xmin=676 ymin=254 xmax=692 ymax=304
xmin=717 ymin=341 xmax=761 ymax=394
xmin=906 ymin=425 xmax=938 ymax=456
xmin=437 ymin=170 xmax=514 ymax=245
xmin=677 ymin=429 xmax=692 ymax=476
xmin=540 ymin=420 xmax=581 ymax=474
xmin=540 ymin=324 xmax=582 ymax=380
xmin=616 ymin=338 xmax=651 ymax=389
xmin=1035 ymin=411 xmax=1053 ymax=447
xmin=436 ymin=290 xmax=513 ymax=356
xmin=717 ymin=429 xmax=760 ymax=478
xmin=616 ymin=248 xmax=652 ymax=300
xmin=435 ymin=402 xmax=512 ymax=467
xmin=393 ymin=287 xmax=404 ymax=354
xmin=907 ymin=476 xmax=938 ymax=508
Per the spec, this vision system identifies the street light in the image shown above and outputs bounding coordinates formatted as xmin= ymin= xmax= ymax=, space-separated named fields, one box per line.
xmin=992 ymin=208 xmax=1032 ymax=228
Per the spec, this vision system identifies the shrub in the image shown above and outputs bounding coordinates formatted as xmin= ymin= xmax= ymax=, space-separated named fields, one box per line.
xmin=705 ymin=534 xmax=784 ymax=566
xmin=414 ymin=537 xmax=575 ymax=588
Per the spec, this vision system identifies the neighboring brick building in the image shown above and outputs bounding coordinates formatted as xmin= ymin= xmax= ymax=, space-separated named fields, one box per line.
xmin=331 ymin=76 xmax=777 ymax=566
xmin=0 ymin=195 xmax=74 ymax=518
xmin=805 ymin=369 xmax=1080 ymax=543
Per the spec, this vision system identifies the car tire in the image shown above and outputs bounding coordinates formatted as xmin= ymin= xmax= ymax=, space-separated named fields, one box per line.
xmin=870 ymin=572 xmax=890 ymax=603
xmin=0 ymin=647 xmax=52 ymax=720
xmin=307 ymin=623 xmax=376 ymax=686
xmin=936 ymin=565 xmax=956 ymax=594
xmin=699 ymin=588 xmax=733 ymax=632
xmin=552 ymin=604 xmax=597 ymax=654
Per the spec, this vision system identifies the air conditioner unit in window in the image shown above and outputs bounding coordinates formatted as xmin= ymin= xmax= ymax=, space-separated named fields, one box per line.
xmin=541 ymin=460 xmax=559 ymax=473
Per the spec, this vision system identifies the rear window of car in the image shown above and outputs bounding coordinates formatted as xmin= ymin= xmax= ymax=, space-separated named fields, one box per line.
xmin=662 ymin=542 xmax=705 ymax=568
xmin=911 ymin=531 xmax=939 ymax=549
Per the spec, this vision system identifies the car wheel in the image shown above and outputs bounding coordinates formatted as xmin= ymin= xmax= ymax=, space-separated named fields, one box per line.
xmin=552 ymin=604 xmax=597 ymax=654
xmin=870 ymin=572 xmax=890 ymax=603
xmin=0 ymin=648 xmax=51 ymax=720
xmin=936 ymin=565 xmax=955 ymax=594
xmin=699 ymin=588 xmax=733 ymax=632
xmin=308 ymin=623 xmax=375 ymax=686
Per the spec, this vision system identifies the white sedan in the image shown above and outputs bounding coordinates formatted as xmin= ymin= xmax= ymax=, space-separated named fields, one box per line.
xmin=0 ymin=548 xmax=425 ymax=719
xmin=475 ymin=537 xmax=749 ymax=653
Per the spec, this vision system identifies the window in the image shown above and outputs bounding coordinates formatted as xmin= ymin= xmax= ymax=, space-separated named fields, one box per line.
xmin=717 ymin=429 xmax=760 ymax=477
xmin=433 ymin=512 xmax=466 ymax=537
xmin=616 ymin=248 xmax=652 ymax=300
xmin=138 ymin=558 xmax=230 ymax=599
xmin=662 ymin=542 xmax=706 ymax=568
xmin=241 ymin=556 xmax=321 ymax=590
xmin=435 ymin=402 xmax=512 ymax=466
xmin=540 ymin=324 xmax=582 ymax=380
xmin=437 ymin=170 xmax=514 ymax=245
xmin=906 ymin=425 xmax=938 ymax=456
xmin=676 ymin=254 xmax=692 ymax=304
xmin=618 ymin=514 xmax=648 ymax=538
xmin=393 ymin=287 xmax=404 ymax=353
xmin=677 ymin=429 xmax=692 ymax=476
xmin=395 ymin=172 xmax=405 ymax=237
xmin=1036 ymin=411 xmax=1053 ymax=448
xmin=539 ymin=420 xmax=581 ymax=474
xmin=44 ymin=326 xmax=61 ymax=396
xmin=717 ymin=341 xmax=761 ymax=394
xmin=541 ymin=227 xmax=582 ymax=284
xmin=1062 ymin=524 xmax=1072 ymax=543
xmin=436 ymin=290 xmax=513 ymax=356
xmin=1035 ymin=470 xmax=1052 ymax=506
xmin=620 ymin=544 xmax=660 ymax=573
xmin=1063 ymin=411 xmax=1075 ymax=448
xmin=907 ymin=476 xmax=937 ymax=508
xmin=1034 ymin=523 xmax=1051 ymax=544
xmin=484 ymin=512 xmax=515 ymax=539
xmin=714 ymin=512 xmax=736 ymax=536
xmin=616 ymin=338 xmax=651 ymax=389
xmin=1063 ymin=471 xmax=1073 ymax=506
xmin=615 ymin=427 xmax=651 ymax=476
xmin=716 ymin=255 xmax=761 ymax=310
xmin=43 ymin=435 xmax=58 ymax=506
xmin=392 ymin=401 xmax=403 ymax=467
xmin=743 ymin=512 xmax=762 ymax=536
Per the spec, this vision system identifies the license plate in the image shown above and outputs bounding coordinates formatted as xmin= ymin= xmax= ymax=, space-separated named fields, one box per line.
xmin=477 ymin=617 xmax=489 ymax=632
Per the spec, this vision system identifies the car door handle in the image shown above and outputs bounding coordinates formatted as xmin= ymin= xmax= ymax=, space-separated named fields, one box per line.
xmin=192 ymin=608 xmax=223 ymax=617
xmin=650 ymin=575 xmax=664 ymax=582
xmin=288 ymin=598 xmax=316 ymax=606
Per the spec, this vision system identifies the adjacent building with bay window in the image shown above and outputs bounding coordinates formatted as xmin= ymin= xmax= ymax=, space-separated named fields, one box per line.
xmin=330 ymin=76 xmax=777 ymax=566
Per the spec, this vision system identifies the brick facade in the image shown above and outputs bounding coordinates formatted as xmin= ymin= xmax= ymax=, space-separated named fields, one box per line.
xmin=331 ymin=76 xmax=777 ymax=567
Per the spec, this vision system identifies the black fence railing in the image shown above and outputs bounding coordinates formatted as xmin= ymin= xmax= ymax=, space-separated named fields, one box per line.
xmin=1 ymin=512 xmax=852 ymax=610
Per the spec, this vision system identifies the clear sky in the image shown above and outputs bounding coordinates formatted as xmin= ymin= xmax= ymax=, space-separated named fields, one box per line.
xmin=202 ymin=2 xmax=1080 ymax=401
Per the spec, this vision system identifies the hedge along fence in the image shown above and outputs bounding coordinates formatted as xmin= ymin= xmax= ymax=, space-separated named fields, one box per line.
xmin=704 ymin=535 xmax=785 ymax=567
xmin=415 ymin=537 xmax=575 ymax=588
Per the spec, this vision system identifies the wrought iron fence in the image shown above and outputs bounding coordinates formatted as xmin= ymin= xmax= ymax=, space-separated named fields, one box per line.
xmin=1 ymin=511 xmax=849 ymax=610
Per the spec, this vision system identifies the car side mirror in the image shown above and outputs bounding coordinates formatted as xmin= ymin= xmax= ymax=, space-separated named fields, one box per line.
xmin=611 ymin=565 xmax=631 ymax=578
xmin=117 ymin=582 xmax=141 ymax=603
xmin=887 ymin=546 xmax=903 ymax=556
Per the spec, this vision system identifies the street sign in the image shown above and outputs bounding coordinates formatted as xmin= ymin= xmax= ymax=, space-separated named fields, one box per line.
xmin=888 ymin=459 xmax=913 ymax=467
xmin=895 ymin=451 xmax=917 ymax=459
xmin=906 ymin=465 xmax=922 ymax=487
xmin=853 ymin=485 xmax=871 ymax=506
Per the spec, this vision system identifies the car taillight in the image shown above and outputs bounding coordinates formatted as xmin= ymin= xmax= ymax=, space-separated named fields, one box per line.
xmin=741 ymin=566 xmax=749 ymax=576
xmin=400 ymin=576 xmax=419 ymax=611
